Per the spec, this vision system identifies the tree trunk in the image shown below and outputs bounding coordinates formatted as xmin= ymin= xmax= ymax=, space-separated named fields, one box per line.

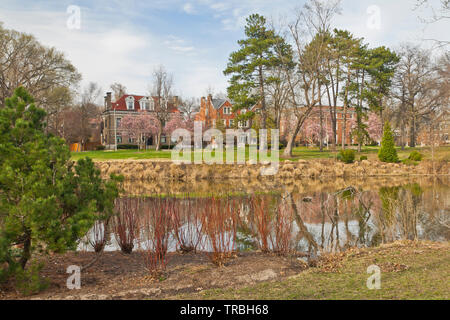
xmin=341 ymin=71 xmax=350 ymax=150
xmin=258 ymin=65 xmax=267 ymax=130
xmin=409 ymin=116 xmax=416 ymax=148
xmin=283 ymin=116 xmax=302 ymax=157
xmin=156 ymin=128 xmax=162 ymax=151
xmin=20 ymin=235 xmax=31 ymax=269
xmin=319 ymin=91 xmax=324 ymax=152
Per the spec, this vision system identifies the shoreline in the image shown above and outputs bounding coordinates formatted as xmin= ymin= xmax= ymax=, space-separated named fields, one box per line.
xmin=95 ymin=159 xmax=450 ymax=182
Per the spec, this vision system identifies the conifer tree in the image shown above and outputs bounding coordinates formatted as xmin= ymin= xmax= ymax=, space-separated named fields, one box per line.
xmin=0 ymin=87 xmax=121 ymax=288
xmin=378 ymin=121 xmax=399 ymax=163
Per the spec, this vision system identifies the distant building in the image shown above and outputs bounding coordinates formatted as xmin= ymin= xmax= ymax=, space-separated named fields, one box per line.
xmin=101 ymin=92 xmax=180 ymax=149
xmin=195 ymin=94 xmax=259 ymax=130
xmin=280 ymin=106 xmax=357 ymax=146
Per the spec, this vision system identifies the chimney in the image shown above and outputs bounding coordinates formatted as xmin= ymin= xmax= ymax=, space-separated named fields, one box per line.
xmin=105 ymin=92 xmax=112 ymax=110
xmin=207 ymin=94 xmax=212 ymax=104
xmin=172 ymin=96 xmax=179 ymax=105
xmin=201 ymin=96 xmax=206 ymax=107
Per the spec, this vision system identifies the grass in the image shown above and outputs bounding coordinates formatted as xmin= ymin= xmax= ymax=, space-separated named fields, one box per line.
xmin=71 ymin=145 xmax=450 ymax=162
xmin=175 ymin=241 xmax=450 ymax=300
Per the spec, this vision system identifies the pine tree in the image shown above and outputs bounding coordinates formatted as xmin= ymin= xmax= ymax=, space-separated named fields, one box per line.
xmin=378 ymin=121 xmax=399 ymax=163
xmin=223 ymin=14 xmax=293 ymax=130
xmin=0 ymin=87 xmax=121 ymax=289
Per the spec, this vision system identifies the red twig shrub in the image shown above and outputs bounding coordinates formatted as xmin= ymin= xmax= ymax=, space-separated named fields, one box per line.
xmin=270 ymin=201 xmax=294 ymax=255
xmin=89 ymin=219 xmax=109 ymax=253
xmin=171 ymin=195 xmax=203 ymax=253
xmin=141 ymin=197 xmax=174 ymax=275
xmin=251 ymin=196 xmax=272 ymax=253
xmin=200 ymin=197 xmax=237 ymax=266
xmin=112 ymin=198 xmax=140 ymax=254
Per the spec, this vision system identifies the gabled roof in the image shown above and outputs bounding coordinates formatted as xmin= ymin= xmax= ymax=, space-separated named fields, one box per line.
xmin=211 ymin=98 xmax=235 ymax=110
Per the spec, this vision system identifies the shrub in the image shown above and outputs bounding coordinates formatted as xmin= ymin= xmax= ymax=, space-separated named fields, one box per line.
xmin=0 ymin=87 xmax=121 ymax=291
xmin=200 ymin=197 xmax=237 ymax=266
xmin=378 ymin=122 xmax=399 ymax=163
xmin=402 ymin=158 xmax=419 ymax=166
xmin=360 ymin=155 xmax=368 ymax=161
xmin=96 ymin=145 xmax=106 ymax=151
xmin=408 ymin=151 xmax=423 ymax=161
xmin=117 ymin=144 xmax=138 ymax=149
xmin=338 ymin=149 xmax=355 ymax=164
xmin=172 ymin=196 xmax=203 ymax=253
xmin=112 ymin=198 xmax=140 ymax=254
xmin=141 ymin=197 xmax=174 ymax=276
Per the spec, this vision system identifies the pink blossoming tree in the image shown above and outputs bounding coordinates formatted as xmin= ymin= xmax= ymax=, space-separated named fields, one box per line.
xmin=118 ymin=113 xmax=159 ymax=149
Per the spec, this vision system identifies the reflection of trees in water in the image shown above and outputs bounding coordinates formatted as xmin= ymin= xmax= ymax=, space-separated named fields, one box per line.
xmin=86 ymin=180 xmax=448 ymax=254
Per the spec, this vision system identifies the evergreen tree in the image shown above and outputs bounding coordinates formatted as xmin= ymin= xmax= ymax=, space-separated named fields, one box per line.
xmin=0 ymin=87 xmax=121 ymax=288
xmin=223 ymin=14 xmax=293 ymax=130
xmin=378 ymin=121 xmax=399 ymax=163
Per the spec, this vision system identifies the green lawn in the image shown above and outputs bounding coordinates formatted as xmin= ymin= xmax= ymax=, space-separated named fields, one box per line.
xmin=175 ymin=241 xmax=450 ymax=300
xmin=70 ymin=145 xmax=450 ymax=162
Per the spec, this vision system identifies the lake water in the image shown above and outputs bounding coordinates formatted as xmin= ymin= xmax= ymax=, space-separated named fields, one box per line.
xmin=79 ymin=177 xmax=450 ymax=255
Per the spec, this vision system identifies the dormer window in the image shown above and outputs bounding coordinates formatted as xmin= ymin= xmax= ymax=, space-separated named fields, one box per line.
xmin=140 ymin=97 xmax=153 ymax=111
xmin=126 ymin=96 xmax=135 ymax=110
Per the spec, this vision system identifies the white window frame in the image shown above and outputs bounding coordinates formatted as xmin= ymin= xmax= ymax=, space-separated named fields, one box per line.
xmin=223 ymin=107 xmax=231 ymax=115
xmin=126 ymin=96 xmax=135 ymax=110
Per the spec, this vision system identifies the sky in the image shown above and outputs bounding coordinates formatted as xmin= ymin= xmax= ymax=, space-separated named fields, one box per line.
xmin=0 ymin=0 xmax=448 ymax=101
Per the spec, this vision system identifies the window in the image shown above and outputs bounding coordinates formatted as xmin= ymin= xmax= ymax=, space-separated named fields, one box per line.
xmin=116 ymin=118 xmax=121 ymax=128
xmin=229 ymin=119 xmax=234 ymax=127
xmin=223 ymin=107 xmax=231 ymax=115
xmin=140 ymin=97 xmax=152 ymax=110
xmin=116 ymin=134 xmax=122 ymax=144
xmin=161 ymin=136 xmax=166 ymax=143
xmin=128 ymin=137 xmax=134 ymax=143
xmin=239 ymin=120 xmax=249 ymax=128
xmin=126 ymin=96 xmax=135 ymax=110
xmin=223 ymin=119 xmax=227 ymax=127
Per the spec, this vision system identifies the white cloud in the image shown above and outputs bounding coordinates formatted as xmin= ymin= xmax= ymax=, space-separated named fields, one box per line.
xmin=183 ymin=3 xmax=196 ymax=14
xmin=0 ymin=0 xmax=448 ymax=100
xmin=164 ymin=35 xmax=196 ymax=54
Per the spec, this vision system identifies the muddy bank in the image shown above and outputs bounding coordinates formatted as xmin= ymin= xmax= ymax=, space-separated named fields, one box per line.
xmin=96 ymin=159 xmax=449 ymax=183
xmin=2 ymin=241 xmax=447 ymax=300
xmin=1 ymin=251 xmax=307 ymax=300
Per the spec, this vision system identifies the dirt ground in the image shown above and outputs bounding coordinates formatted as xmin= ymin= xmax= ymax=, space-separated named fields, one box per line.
xmin=0 ymin=250 xmax=309 ymax=300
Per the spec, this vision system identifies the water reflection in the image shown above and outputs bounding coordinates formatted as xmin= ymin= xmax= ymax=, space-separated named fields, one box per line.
xmin=79 ymin=178 xmax=450 ymax=255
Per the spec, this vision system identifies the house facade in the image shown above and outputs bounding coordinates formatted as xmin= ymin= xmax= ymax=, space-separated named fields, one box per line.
xmin=195 ymin=94 xmax=257 ymax=130
xmin=101 ymin=92 xmax=180 ymax=149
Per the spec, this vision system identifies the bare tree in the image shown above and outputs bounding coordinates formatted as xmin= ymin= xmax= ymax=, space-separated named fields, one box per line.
xmin=391 ymin=44 xmax=447 ymax=147
xmin=110 ymin=82 xmax=127 ymax=101
xmin=415 ymin=0 xmax=450 ymax=47
xmin=178 ymin=97 xmax=199 ymax=120
xmin=281 ymin=0 xmax=341 ymax=157
xmin=0 ymin=23 xmax=81 ymax=107
xmin=150 ymin=65 xmax=174 ymax=151
xmin=70 ymin=82 xmax=102 ymax=147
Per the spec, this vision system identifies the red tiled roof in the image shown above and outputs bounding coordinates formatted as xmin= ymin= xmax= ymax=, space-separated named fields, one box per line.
xmin=111 ymin=94 xmax=179 ymax=113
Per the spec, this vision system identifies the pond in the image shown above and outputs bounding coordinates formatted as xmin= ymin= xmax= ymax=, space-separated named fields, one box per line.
xmin=80 ymin=177 xmax=450 ymax=257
